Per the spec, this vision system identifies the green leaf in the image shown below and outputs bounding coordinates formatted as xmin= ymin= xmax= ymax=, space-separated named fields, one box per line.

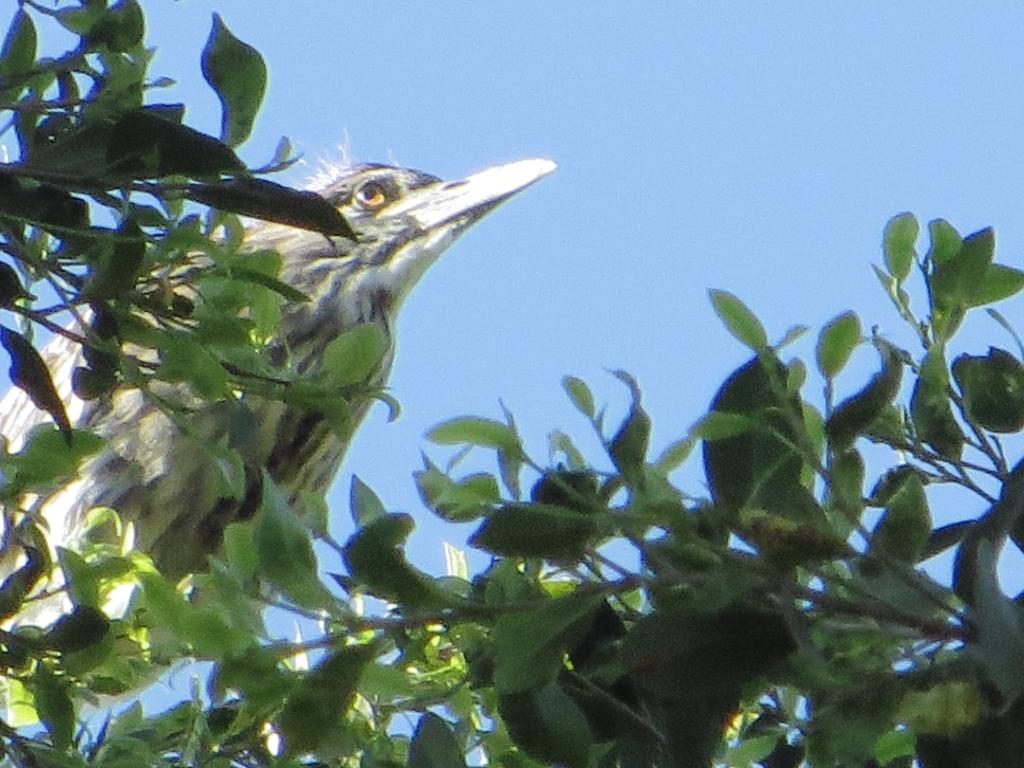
xmin=107 ymin=109 xmax=244 ymax=177
xmin=88 ymin=0 xmax=145 ymax=52
xmin=695 ymin=411 xmax=762 ymax=441
xmin=1 ymin=327 xmax=71 ymax=440
xmin=883 ymin=212 xmax=918 ymax=282
xmin=470 ymin=503 xmax=597 ymax=562
xmin=825 ymin=342 xmax=903 ymax=447
xmin=222 ymin=521 xmax=258 ymax=581
xmin=188 ymin=178 xmax=354 ymax=238
xmin=350 ymin=475 xmax=387 ymax=526
xmin=608 ymin=372 xmax=650 ymax=487
xmin=158 ymin=332 xmax=228 ymax=399
xmin=408 ymin=713 xmax=467 ymax=768
xmin=415 ymin=460 xmax=499 ymax=522
xmin=320 ymin=322 xmax=389 ymax=387
xmin=973 ymin=264 xmax=1024 ymax=307
xmin=910 ymin=346 xmax=963 ymax=459
xmin=343 ymin=513 xmax=439 ymax=607
xmin=653 ymin=435 xmax=695 ymax=473
xmin=623 ymin=603 xmax=795 ymax=699
xmin=201 ymin=14 xmax=267 ymax=147
xmin=562 ymin=374 xmax=596 ymax=419
xmin=58 ymin=548 xmax=99 ymax=608
xmin=929 ymin=227 xmax=995 ymax=340
xmin=0 ymin=426 xmax=103 ymax=498
xmin=85 ymin=217 xmax=145 ymax=300
xmin=703 ymin=355 xmax=806 ymax=518
xmin=926 ymin=218 xmax=962 ymax=266
xmin=42 ymin=605 xmax=109 ymax=653
xmin=278 ymin=645 xmax=375 ymax=755
xmin=953 ymin=348 xmax=1024 ymax=433
xmin=0 ymin=9 xmax=37 ymax=79
xmin=871 ymin=470 xmax=930 ymax=563
xmin=33 ymin=665 xmax=73 ymax=750
xmin=498 ymin=683 xmax=593 ymax=768
xmin=426 ymin=416 xmax=522 ymax=455
xmin=492 ymin=593 xmax=606 ymax=693
xmin=254 ymin=471 xmax=328 ymax=608
xmin=228 ymin=266 xmax=309 ymax=303
xmin=709 ymin=289 xmax=768 ymax=350
xmin=816 ymin=310 xmax=861 ymax=379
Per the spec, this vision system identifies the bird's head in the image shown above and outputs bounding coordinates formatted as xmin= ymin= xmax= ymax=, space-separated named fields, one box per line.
xmin=262 ymin=158 xmax=556 ymax=363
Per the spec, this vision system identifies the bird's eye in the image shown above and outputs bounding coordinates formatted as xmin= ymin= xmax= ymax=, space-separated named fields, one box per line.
xmin=354 ymin=181 xmax=388 ymax=209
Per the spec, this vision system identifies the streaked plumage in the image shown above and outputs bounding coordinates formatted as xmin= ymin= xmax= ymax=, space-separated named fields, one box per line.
xmin=0 ymin=158 xmax=555 ymax=591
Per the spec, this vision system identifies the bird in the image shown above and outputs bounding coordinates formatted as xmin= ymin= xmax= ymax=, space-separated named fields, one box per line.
xmin=0 ymin=157 xmax=557 ymax=607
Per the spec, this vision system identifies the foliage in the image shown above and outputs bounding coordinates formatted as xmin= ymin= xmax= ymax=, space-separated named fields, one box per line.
xmin=4 ymin=3 xmax=1024 ymax=768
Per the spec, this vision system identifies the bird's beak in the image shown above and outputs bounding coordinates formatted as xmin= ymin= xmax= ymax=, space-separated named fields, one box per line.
xmin=389 ymin=158 xmax=558 ymax=232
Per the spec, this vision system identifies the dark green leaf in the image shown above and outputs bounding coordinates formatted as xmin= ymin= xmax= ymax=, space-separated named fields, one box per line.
xmin=498 ymin=683 xmax=593 ymax=768
xmin=0 ymin=546 xmax=45 ymax=619
xmin=703 ymin=355 xmax=805 ymax=518
xmin=0 ymin=263 xmax=31 ymax=308
xmin=709 ymin=289 xmax=767 ymax=350
xmin=623 ymin=603 xmax=795 ymax=699
xmin=343 ymin=513 xmax=439 ymax=607
xmin=883 ymin=212 xmax=918 ymax=282
xmin=85 ymin=217 xmax=145 ymax=300
xmin=825 ymin=342 xmax=903 ymax=447
xmin=923 ymin=519 xmax=974 ymax=559
xmin=254 ymin=471 xmax=328 ymax=608
xmin=408 ymin=713 xmax=467 ymax=768
xmin=1 ymin=327 xmax=71 ymax=441
xmin=42 ymin=605 xmax=109 ymax=653
xmin=107 ymin=109 xmax=244 ymax=177
xmin=0 ymin=9 xmax=37 ymax=79
xmin=816 ymin=311 xmax=861 ymax=379
xmin=828 ymin=447 xmax=865 ymax=522
xmin=87 ymin=0 xmax=145 ymax=52
xmin=953 ymin=348 xmax=1024 ymax=433
xmin=492 ymin=593 xmax=606 ymax=693
xmin=608 ymin=371 xmax=650 ymax=487
xmin=0 ymin=174 xmax=89 ymax=231
xmin=470 ymin=503 xmax=597 ymax=561
xmin=33 ymin=665 xmax=73 ymax=750
xmin=201 ymin=14 xmax=267 ymax=147
xmin=871 ymin=470 xmax=930 ymax=563
xmin=278 ymin=645 xmax=375 ymax=755
xmin=911 ymin=346 xmax=963 ymax=459
xmin=187 ymin=178 xmax=354 ymax=238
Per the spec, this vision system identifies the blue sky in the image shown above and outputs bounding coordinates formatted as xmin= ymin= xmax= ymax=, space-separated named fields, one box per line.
xmin=24 ymin=5 xmax=1024 ymax=586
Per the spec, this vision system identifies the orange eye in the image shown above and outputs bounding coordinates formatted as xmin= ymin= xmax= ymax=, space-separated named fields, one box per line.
xmin=355 ymin=181 xmax=388 ymax=209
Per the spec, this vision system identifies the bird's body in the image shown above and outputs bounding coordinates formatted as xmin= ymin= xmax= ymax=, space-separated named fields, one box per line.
xmin=0 ymin=158 xmax=555 ymax=594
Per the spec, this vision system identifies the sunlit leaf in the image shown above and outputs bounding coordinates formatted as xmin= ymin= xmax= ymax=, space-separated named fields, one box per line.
xmin=883 ymin=212 xmax=918 ymax=282
xmin=709 ymin=289 xmax=767 ymax=350
xmin=816 ymin=310 xmax=861 ymax=379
